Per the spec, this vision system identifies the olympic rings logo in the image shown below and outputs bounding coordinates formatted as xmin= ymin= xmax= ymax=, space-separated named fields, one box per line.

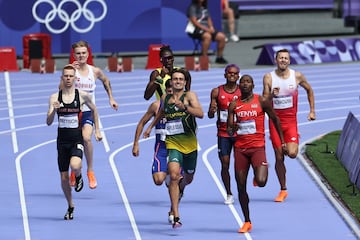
xmin=32 ymin=0 xmax=107 ymax=34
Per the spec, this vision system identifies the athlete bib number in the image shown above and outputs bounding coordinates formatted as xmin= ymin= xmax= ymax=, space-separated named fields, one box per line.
xmin=273 ymin=95 xmax=293 ymax=109
xmin=155 ymin=129 xmax=167 ymax=141
xmin=219 ymin=110 xmax=228 ymax=122
xmin=236 ymin=120 xmax=256 ymax=135
xmin=166 ymin=119 xmax=184 ymax=135
xmin=58 ymin=114 xmax=79 ymax=128
xmin=220 ymin=110 xmax=236 ymax=122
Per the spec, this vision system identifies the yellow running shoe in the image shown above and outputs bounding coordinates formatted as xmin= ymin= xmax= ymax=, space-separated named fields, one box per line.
xmin=238 ymin=222 xmax=252 ymax=233
xmin=69 ymin=171 xmax=75 ymax=187
xmin=274 ymin=190 xmax=288 ymax=202
xmin=87 ymin=171 xmax=97 ymax=189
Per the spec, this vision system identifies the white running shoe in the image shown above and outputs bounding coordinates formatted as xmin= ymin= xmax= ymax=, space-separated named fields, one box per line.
xmin=230 ymin=34 xmax=239 ymax=42
xmin=168 ymin=212 xmax=174 ymax=224
xmin=224 ymin=195 xmax=234 ymax=205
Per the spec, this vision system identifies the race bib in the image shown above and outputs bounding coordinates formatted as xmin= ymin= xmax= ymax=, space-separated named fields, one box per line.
xmin=155 ymin=129 xmax=167 ymax=141
xmin=220 ymin=110 xmax=236 ymax=122
xmin=273 ymin=95 xmax=293 ymax=109
xmin=165 ymin=119 xmax=184 ymax=135
xmin=219 ymin=110 xmax=228 ymax=122
xmin=58 ymin=114 xmax=79 ymax=128
xmin=236 ymin=120 xmax=256 ymax=135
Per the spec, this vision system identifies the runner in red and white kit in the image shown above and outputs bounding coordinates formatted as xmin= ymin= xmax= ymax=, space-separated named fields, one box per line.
xmin=227 ymin=74 xmax=287 ymax=233
xmin=60 ymin=40 xmax=119 ymax=189
xmin=208 ymin=64 xmax=240 ymax=205
xmin=262 ymin=48 xmax=316 ymax=202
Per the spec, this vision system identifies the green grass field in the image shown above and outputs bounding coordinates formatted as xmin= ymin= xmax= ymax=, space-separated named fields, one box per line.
xmin=304 ymin=130 xmax=360 ymax=222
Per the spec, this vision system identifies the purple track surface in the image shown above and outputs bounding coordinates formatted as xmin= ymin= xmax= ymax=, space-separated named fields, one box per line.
xmin=1 ymin=63 xmax=360 ymax=240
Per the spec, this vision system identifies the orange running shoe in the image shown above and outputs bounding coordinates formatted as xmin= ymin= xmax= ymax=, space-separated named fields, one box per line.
xmin=238 ymin=222 xmax=252 ymax=233
xmin=253 ymin=177 xmax=258 ymax=187
xmin=274 ymin=190 xmax=288 ymax=202
xmin=69 ymin=171 xmax=76 ymax=187
xmin=87 ymin=171 xmax=97 ymax=189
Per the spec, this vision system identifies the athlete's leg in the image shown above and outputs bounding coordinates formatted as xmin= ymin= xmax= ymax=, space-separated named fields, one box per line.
xmin=252 ymin=147 xmax=268 ymax=187
xmin=234 ymin=150 xmax=250 ymax=223
xmin=168 ymin=161 xmax=182 ymax=220
xmin=269 ymin=121 xmax=287 ymax=190
xmin=60 ymin=171 xmax=73 ymax=208
xmin=152 ymin=142 xmax=168 ymax=185
xmin=153 ymin=172 xmax=167 ymax=185
xmin=287 ymin=142 xmax=298 ymax=158
xmin=274 ymin=147 xmax=286 ymax=189
xmin=180 ymin=151 xmax=198 ymax=193
xmin=82 ymin=124 xmax=94 ymax=172
xmin=218 ymin=137 xmax=234 ymax=196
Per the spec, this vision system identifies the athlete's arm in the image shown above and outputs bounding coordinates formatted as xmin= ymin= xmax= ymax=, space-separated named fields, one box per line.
xmin=207 ymin=87 xmax=218 ymax=119
xmin=94 ymin=66 xmax=118 ymax=110
xmin=260 ymin=96 xmax=287 ymax=154
xmin=143 ymin=107 xmax=164 ymax=139
xmin=58 ymin=80 xmax=64 ymax=90
xmin=132 ymin=101 xmax=158 ymax=157
xmin=184 ymin=91 xmax=204 ymax=119
xmin=144 ymin=70 xmax=162 ymax=100
xmin=262 ymin=72 xmax=273 ymax=99
xmin=46 ymin=93 xmax=58 ymax=126
xmin=226 ymin=100 xmax=237 ymax=136
xmin=297 ymin=71 xmax=316 ymax=121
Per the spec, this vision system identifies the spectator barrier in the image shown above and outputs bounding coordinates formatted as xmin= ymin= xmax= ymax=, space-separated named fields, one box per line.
xmin=232 ymin=0 xmax=333 ymax=11
xmin=343 ymin=0 xmax=360 ymax=32
xmin=336 ymin=112 xmax=360 ymax=190
xmin=255 ymin=37 xmax=360 ymax=65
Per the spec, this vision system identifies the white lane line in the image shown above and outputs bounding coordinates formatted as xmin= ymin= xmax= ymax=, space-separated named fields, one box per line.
xmin=109 ymin=138 xmax=155 ymax=240
xmin=4 ymin=71 xmax=18 ymax=153
xmin=202 ymin=145 xmax=253 ymax=240
xmin=16 ymin=139 xmax=56 ymax=240
xmin=98 ymin=117 xmax=110 ymax=152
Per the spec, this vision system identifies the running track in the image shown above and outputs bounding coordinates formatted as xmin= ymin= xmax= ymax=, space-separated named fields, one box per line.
xmin=1 ymin=63 xmax=360 ymax=240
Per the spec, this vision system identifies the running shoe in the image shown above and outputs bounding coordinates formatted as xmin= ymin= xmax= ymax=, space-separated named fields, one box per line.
xmin=168 ymin=211 xmax=174 ymax=224
xmin=69 ymin=171 xmax=75 ymax=187
xmin=87 ymin=171 xmax=97 ymax=189
xmin=224 ymin=194 xmax=234 ymax=205
xmin=238 ymin=221 xmax=252 ymax=233
xmin=64 ymin=206 xmax=74 ymax=220
xmin=75 ymin=174 xmax=83 ymax=192
xmin=253 ymin=177 xmax=258 ymax=187
xmin=230 ymin=34 xmax=240 ymax=42
xmin=274 ymin=190 xmax=288 ymax=202
xmin=172 ymin=217 xmax=182 ymax=228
